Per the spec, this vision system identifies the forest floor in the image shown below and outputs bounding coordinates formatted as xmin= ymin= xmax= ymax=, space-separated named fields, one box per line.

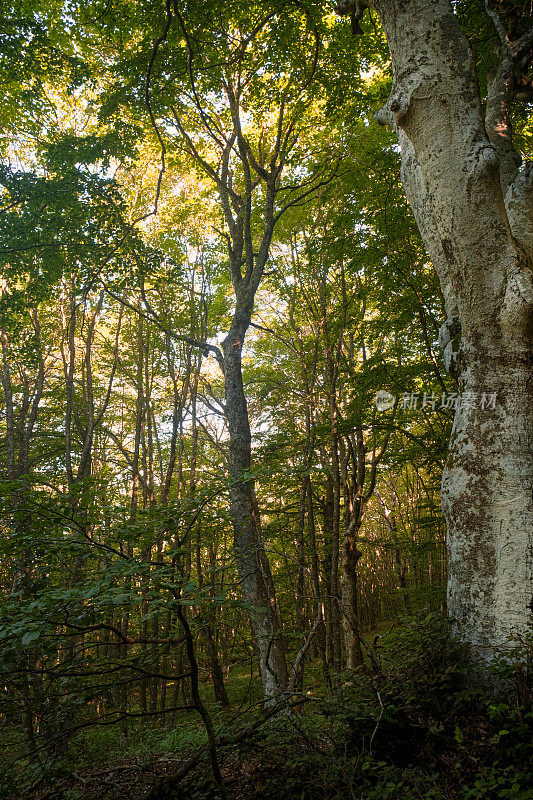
xmin=7 ymin=616 xmax=533 ymax=800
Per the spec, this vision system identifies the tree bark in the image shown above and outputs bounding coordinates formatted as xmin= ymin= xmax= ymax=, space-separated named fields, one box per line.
xmin=222 ymin=321 xmax=287 ymax=698
xmin=340 ymin=524 xmax=364 ymax=670
xmin=345 ymin=0 xmax=533 ymax=657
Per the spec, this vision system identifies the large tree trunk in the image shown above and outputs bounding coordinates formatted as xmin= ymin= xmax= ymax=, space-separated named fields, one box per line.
xmin=346 ymin=0 xmax=533 ymax=657
xmin=222 ymin=322 xmax=288 ymax=698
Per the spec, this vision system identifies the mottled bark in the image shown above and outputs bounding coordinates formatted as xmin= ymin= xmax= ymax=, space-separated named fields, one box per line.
xmin=341 ymin=0 xmax=533 ymax=656
xmin=223 ymin=321 xmax=287 ymax=697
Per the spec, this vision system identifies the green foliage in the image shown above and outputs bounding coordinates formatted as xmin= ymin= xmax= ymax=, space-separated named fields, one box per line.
xmin=214 ymin=618 xmax=532 ymax=800
xmin=148 ymin=616 xmax=531 ymax=800
xmin=1 ymin=2 xmax=529 ymax=798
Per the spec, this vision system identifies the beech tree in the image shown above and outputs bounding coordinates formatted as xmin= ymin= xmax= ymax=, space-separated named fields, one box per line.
xmin=336 ymin=0 xmax=533 ymax=658
xmin=91 ymin=1 xmax=339 ymax=699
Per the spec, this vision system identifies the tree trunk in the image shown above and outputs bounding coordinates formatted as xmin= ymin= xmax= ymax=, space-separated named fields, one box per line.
xmin=352 ymin=0 xmax=533 ymax=657
xmin=222 ymin=324 xmax=287 ymax=698
xmin=443 ymin=362 xmax=532 ymax=655
xmin=206 ymin=625 xmax=230 ymax=707
xmin=340 ymin=531 xmax=364 ymax=669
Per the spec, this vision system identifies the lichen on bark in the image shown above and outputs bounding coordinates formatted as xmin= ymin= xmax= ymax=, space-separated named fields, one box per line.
xmin=342 ymin=0 xmax=533 ymax=659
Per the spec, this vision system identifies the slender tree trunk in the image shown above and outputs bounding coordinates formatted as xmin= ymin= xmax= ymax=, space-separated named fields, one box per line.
xmin=296 ymin=479 xmax=308 ymax=635
xmin=120 ymin=308 xmax=144 ymax=733
xmin=378 ymin=489 xmax=410 ymax=613
xmin=222 ymin=324 xmax=287 ymax=698
xmin=62 ymin=282 xmax=76 ymax=488
xmin=206 ymin=625 xmax=230 ymax=707
xmin=340 ymin=521 xmax=365 ymax=669
xmin=326 ymin=373 xmax=343 ymax=671
xmin=322 ymin=474 xmax=336 ymax=669
xmin=196 ymin=527 xmax=230 ymax=707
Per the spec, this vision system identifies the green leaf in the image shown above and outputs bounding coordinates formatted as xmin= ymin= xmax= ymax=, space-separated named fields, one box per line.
xmin=21 ymin=631 xmax=40 ymax=646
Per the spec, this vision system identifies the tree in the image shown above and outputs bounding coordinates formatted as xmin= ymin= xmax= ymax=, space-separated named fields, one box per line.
xmin=121 ymin=1 xmax=335 ymax=699
xmin=336 ymin=0 xmax=533 ymax=659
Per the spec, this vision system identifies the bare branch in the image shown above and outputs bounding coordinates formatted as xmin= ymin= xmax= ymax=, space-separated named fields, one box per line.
xmin=144 ymin=0 xmax=173 ymax=215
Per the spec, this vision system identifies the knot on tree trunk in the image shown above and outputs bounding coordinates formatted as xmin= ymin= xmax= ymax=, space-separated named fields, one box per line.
xmin=375 ymin=72 xmax=423 ymax=127
xmin=344 ymin=540 xmax=362 ymax=564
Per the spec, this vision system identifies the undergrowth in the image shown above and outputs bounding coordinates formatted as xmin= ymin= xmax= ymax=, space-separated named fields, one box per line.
xmin=3 ymin=614 xmax=532 ymax=800
xmin=173 ymin=614 xmax=533 ymax=800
